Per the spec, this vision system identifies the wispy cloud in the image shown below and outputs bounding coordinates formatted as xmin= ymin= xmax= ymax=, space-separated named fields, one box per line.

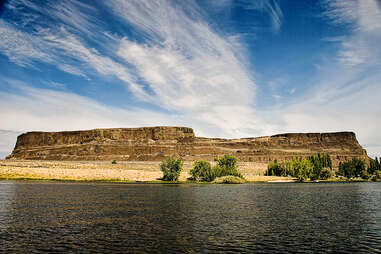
xmin=322 ymin=0 xmax=381 ymax=67
xmin=0 ymin=20 xmax=53 ymax=66
xmin=235 ymin=0 xmax=283 ymax=32
xmin=0 ymin=0 xmax=380 ymax=159
xmin=267 ymin=0 xmax=381 ymax=157
xmin=0 ymin=83 xmax=175 ymax=133
xmin=105 ymin=0 xmax=268 ymax=136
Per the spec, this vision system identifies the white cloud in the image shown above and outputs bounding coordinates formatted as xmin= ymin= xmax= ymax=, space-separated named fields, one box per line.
xmin=0 ymin=0 xmax=380 ymax=160
xmin=0 ymin=20 xmax=53 ymax=66
xmin=0 ymin=84 xmax=175 ymax=134
xmin=108 ymin=0 xmax=261 ymax=135
xmin=235 ymin=0 xmax=283 ymax=32
xmin=273 ymin=79 xmax=381 ymax=157
xmin=0 ymin=130 xmax=20 ymax=159
xmin=57 ymin=64 xmax=87 ymax=78
xmin=265 ymin=0 xmax=381 ymax=157
xmin=323 ymin=0 xmax=381 ymax=67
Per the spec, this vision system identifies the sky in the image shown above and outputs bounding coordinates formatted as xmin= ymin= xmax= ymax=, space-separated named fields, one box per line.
xmin=0 ymin=0 xmax=380 ymax=159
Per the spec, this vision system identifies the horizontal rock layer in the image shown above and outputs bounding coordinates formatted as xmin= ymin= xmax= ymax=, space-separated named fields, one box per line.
xmin=7 ymin=126 xmax=369 ymax=165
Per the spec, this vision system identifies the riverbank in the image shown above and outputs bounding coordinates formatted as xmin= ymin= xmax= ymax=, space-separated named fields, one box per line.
xmin=0 ymin=160 xmax=294 ymax=183
xmin=2 ymin=160 xmax=372 ymax=183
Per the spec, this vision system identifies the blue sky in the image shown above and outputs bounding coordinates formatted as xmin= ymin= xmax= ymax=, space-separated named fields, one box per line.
xmin=0 ymin=0 xmax=381 ymax=159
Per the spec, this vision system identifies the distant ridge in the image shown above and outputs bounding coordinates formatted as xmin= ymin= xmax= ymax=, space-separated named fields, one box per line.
xmin=7 ymin=126 xmax=369 ymax=165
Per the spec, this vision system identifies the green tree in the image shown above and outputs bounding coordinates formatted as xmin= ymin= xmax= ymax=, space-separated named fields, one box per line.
xmin=320 ymin=168 xmax=333 ymax=180
xmin=308 ymin=155 xmax=323 ymax=180
xmin=338 ymin=158 xmax=365 ymax=179
xmin=215 ymin=154 xmax=242 ymax=178
xmin=360 ymin=170 xmax=370 ymax=180
xmin=292 ymin=158 xmax=313 ymax=182
xmin=352 ymin=158 xmax=366 ymax=177
xmin=266 ymin=160 xmax=283 ymax=176
xmin=308 ymin=153 xmax=333 ymax=180
xmin=371 ymin=170 xmax=381 ymax=181
xmin=160 ymin=157 xmax=183 ymax=181
xmin=368 ymin=158 xmax=377 ymax=175
xmin=190 ymin=160 xmax=215 ymax=182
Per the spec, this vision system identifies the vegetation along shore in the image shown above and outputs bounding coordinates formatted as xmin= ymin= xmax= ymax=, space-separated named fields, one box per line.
xmin=1 ymin=154 xmax=380 ymax=183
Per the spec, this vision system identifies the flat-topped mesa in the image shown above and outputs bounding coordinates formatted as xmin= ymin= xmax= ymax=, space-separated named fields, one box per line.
xmin=13 ymin=127 xmax=195 ymax=148
xmin=7 ymin=126 xmax=369 ymax=166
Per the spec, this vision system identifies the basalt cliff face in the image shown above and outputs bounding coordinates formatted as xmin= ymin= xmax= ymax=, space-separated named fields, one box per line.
xmin=7 ymin=126 xmax=369 ymax=166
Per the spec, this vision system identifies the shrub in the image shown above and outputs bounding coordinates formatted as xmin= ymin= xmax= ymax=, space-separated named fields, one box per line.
xmin=160 ymin=157 xmax=183 ymax=181
xmin=111 ymin=160 xmax=117 ymax=164
xmin=308 ymin=153 xmax=333 ymax=180
xmin=215 ymin=155 xmax=242 ymax=178
xmin=266 ymin=160 xmax=284 ymax=176
xmin=360 ymin=170 xmax=370 ymax=180
xmin=190 ymin=160 xmax=215 ymax=182
xmin=217 ymin=154 xmax=237 ymax=170
xmin=371 ymin=170 xmax=381 ymax=182
xmin=213 ymin=175 xmax=246 ymax=184
xmin=338 ymin=158 xmax=366 ymax=178
xmin=291 ymin=158 xmax=314 ymax=182
xmin=320 ymin=167 xmax=333 ymax=180
xmin=266 ymin=154 xmax=333 ymax=180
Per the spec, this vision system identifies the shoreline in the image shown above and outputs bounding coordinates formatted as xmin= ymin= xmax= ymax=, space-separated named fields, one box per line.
xmin=0 ymin=160 xmax=372 ymax=184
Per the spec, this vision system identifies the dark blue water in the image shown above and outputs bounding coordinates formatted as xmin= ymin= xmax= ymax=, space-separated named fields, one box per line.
xmin=0 ymin=182 xmax=380 ymax=253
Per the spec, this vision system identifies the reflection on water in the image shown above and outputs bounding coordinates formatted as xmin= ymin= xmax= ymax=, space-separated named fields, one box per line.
xmin=0 ymin=182 xmax=380 ymax=253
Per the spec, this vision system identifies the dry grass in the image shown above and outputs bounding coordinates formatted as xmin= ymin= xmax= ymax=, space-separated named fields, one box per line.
xmin=0 ymin=159 xmax=283 ymax=182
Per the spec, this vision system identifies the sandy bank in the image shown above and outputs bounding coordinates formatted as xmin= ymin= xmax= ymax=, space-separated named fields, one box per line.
xmin=0 ymin=160 xmax=293 ymax=182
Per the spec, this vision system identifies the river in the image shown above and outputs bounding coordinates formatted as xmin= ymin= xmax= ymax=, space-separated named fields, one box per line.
xmin=0 ymin=181 xmax=380 ymax=253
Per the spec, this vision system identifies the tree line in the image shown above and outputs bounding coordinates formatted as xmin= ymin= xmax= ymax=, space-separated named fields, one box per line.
xmin=266 ymin=154 xmax=381 ymax=182
xmin=266 ymin=153 xmax=333 ymax=181
xmin=160 ymin=154 xmax=243 ymax=182
xmin=158 ymin=153 xmax=381 ymax=182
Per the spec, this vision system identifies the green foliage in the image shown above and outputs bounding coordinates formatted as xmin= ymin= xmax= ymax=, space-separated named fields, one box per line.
xmin=213 ymin=175 xmax=246 ymax=184
xmin=371 ymin=170 xmax=381 ymax=182
xmin=160 ymin=157 xmax=184 ymax=181
xmin=338 ymin=158 xmax=365 ymax=179
xmin=369 ymin=157 xmax=381 ymax=175
xmin=320 ymin=167 xmax=334 ymax=180
xmin=266 ymin=159 xmax=284 ymax=176
xmin=215 ymin=155 xmax=242 ymax=178
xmin=292 ymin=158 xmax=314 ymax=182
xmin=190 ymin=160 xmax=215 ymax=182
xmin=266 ymin=153 xmax=332 ymax=181
xmin=111 ymin=160 xmax=117 ymax=164
xmin=360 ymin=170 xmax=370 ymax=180
xmin=189 ymin=155 xmax=243 ymax=182
xmin=308 ymin=153 xmax=332 ymax=180
xmin=368 ymin=159 xmax=376 ymax=175
xmin=217 ymin=154 xmax=237 ymax=170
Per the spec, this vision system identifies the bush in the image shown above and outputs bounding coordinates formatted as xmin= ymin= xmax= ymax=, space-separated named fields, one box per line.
xmin=111 ymin=160 xmax=117 ymax=164
xmin=320 ymin=168 xmax=333 ymax=180
xmin=190 ymin=160 xmax=215 ymax=182
xmin=213 ymin=175 xmax=246 ymax=184
xmin=266 ymin=154 xmax=333 ymax=181
xmin=338 ymin=158 xmax=366 ymax=178
xmin=371 ymin=170 xmax=381 ymax=182
xmin=160 ymin=157 xmax=183 ymax=181
xmin=266 ymin=160 xmax=284 ymax=176
xmin=360 ymin=170 xmax=370 ymax=180
xmin=292 ymin=158 xmax=314 ymax=182
xmin=215 ymin=155 xmax=242 ymax=178
xmin=308 ymin=153 xmax=332 ymax=180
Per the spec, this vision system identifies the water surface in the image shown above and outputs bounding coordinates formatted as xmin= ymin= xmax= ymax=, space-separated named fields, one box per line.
xmin=0 ymin=181 xmax=380 ymax=253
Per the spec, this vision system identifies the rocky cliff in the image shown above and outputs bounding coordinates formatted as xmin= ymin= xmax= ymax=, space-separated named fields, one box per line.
xmin=6 ymin=126 xmax=369 ymax=166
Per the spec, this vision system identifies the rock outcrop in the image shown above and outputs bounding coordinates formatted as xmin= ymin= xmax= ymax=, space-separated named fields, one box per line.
xmin=6 ymin=126 xmax=369 ymax=166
